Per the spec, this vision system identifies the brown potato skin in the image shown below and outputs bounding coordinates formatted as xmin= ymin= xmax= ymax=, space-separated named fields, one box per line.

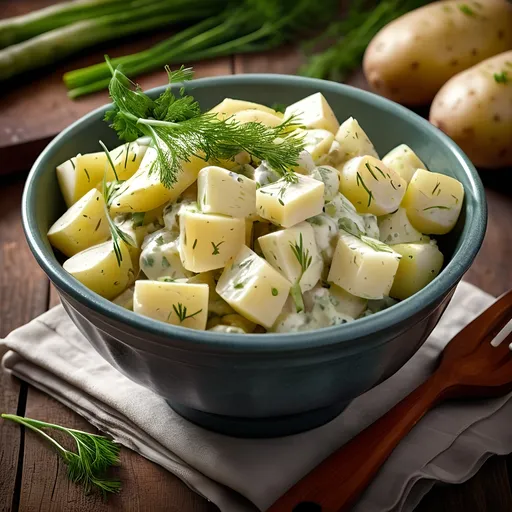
xmin=363 ymin=0 xmax=512 ymax=106
xmin=429 ymin=51 xmax=512 ymax=169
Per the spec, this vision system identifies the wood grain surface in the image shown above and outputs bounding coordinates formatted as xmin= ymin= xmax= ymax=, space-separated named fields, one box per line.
xmin=1 ymin=1 xmax=512 ymax=511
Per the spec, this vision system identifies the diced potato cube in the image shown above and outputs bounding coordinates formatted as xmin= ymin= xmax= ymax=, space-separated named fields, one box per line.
xmin=302 ymin=129 xmax=335 ymax=162
xmin=330 ymin=284 xmax=368 ymax=318
xmin=306 ymin=214 xmax=339 ymax=266
xmin=304 ymin=284 xmax=367 ymax=319
xmin=216 ymin=246 xmax=292 ymax=328
xmin=140 ymin=229 xmax=193 ymax=280
xmin=110 ymin=147 xmax=206 ymax=214
xmin=401 ymin=169 xmax=464 ymax=235
xmin=256 ymin=175 xmax=324 ymax=228
xmin=362 ymin=214 xmax=379 ymax=239
xmin=63 ymin=240 xmax=135 ymax=300
xmin=57 ymin=152 xmax=108 ymax=207
xmin=187 ymin=271 xmax=234 ymax=316
xmin=390 ymin=242 xmax=444 ymax=300
xmin=324 ymin=193 xmax=366 ymax=236
xmin=197 ymin=166 xmax=256 ymax=218
xmin=245 ymin=219 xmax=254 ymax=247
xmin=133 ymin=281 xmax=208 ymax=330
xmin=230 ymin=109 xmax=283 ymax=128
xmin=208 ymin=98 xmax=278 ymax=120
xmin=112 ymin=286 xmax=134 ymax=310
xmin=382 ymin=144 xmax=426 ymax=184
xmin=216 ymin=313 xmax=257 ymax=333
xmin=327 ymin=232 xmax=401 ymax=299
xmin=310 ymin=165 xmax=340 ymax=201
xmin=333 ymin=117 xmax=378 ymax=165
xmin=179 ymin=211 xmax=245 ymax=272
xmin=339 ymin=155 xmax=407 ymax=216
xmin=106 ymin=141 xmax=147 ymax=182
xmin=258 ymin=222 xmax=322 ymax=293
xmin=48 ymin=188 xmax=110 ymax=257
xmin=284 ymin=93 xmax=340 ymax=134
xmin=378 ymin=207 xmax=426 ymax=245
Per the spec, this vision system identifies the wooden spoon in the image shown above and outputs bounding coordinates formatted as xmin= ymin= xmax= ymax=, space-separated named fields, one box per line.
xmin=267 ymin=289 xmax=512 ymax=512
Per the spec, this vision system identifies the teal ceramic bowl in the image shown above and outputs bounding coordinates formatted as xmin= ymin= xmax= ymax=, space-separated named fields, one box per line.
xmin=22 ymin=75 xmax=486 ymax=437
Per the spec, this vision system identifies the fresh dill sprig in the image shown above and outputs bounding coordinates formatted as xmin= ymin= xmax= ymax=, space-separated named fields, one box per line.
xmin=100 ymin=141 xmax=135 ymax=266
xmin=289 ymin=233 xmax=313 ymax=312
xmin=494 ymin=71 xmax=509 ymax=84
xmin=171 ymin=303 xmax=203 ymax=323
xmin=1 ymin=414 xmax=121 ymax=498
xmin=104 ymin=58 xmax=305 ymax=188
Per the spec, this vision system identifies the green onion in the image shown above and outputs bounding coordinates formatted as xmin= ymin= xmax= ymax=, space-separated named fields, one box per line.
xmin=64 ymin=0 xmax=338 ymax=98
xmin=0 ymin=0 xmax=225 ymax=81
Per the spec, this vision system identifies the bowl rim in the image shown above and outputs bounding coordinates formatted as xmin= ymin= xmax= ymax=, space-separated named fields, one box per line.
xmin=22 ymin=73 xmax=487 ymax=353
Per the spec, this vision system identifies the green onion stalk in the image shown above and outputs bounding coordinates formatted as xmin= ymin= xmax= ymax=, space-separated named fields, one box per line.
xmin=0 ymin=0 xmax=228 ymax=81
xmin=64 ymin=0 xmax=339 ymax=98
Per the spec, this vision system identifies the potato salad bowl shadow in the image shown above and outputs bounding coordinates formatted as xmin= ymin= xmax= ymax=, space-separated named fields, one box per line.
xmin=22 ymin=74 xmax=486 ymax=438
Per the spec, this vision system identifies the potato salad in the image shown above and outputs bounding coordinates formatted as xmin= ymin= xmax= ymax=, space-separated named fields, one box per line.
xmin=48 ymin=92 xmax=464 ymax=334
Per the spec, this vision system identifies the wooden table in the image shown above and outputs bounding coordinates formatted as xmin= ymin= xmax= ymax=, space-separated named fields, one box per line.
xmin=1 ymin=5 xmax=512 ymax=511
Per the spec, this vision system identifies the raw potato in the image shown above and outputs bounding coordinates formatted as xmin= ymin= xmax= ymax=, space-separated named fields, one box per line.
xmin=133 ymin=281 xmax=209 ymax=330
xmin=430 ymin=50 xmax=512 ymax=168
xmin=390 ymin=242 xmax=444 ymax=300
xmin=363 ymin=0 xmax=512 ymax=105
xmin=402 ymin=169 xmax=464 ymax=235
xmin=47 ymin=188 xmax=110 ymax=257
xmin=339 ymin=156 xmax=406 ymax=216
xmin=382 ymin=144 xmax=426 ymax=184
xmin=63 ymin=240 xmax=134 ymax=300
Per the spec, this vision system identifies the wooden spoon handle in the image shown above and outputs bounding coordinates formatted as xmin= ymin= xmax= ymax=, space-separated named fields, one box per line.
xmin=267 ymin=374 xmax=449 ymax=512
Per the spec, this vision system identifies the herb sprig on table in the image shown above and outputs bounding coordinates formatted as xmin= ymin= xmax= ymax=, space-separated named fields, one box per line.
xmin=104 ymin=58 xmax=306 ymax=189
xmin=1 ymin=414 xmax=121 ymax=498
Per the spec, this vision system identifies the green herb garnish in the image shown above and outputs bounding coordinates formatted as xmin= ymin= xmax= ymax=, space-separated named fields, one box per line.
xmin=271 ymin=287 xmax=279 ymax=296
xmin=1 ymin=414 xmax=120 ymax=498
xmin=365 ymin=162 xmax=378 ymax=180
xmin=356 ymin=172 xmax=373 ymax=207
xmin=132 ymin=212 xmax=145 ymax=227
xmin=423 ymin=205 xmax=451 ymax=211
xmin=104 ymin=60 xmax=304 ymax=189
xmin=494 ymin=71 xmax=509 ymax=84
xmin=289 ymin=233 xmax=313 ymax=312
xmin=360 ymin=236 xmax=394 ymax=253
xmin=211 ymin=241 xmax=225 ymax=255
xmin=171 ymin=303 xmax=203 ymax=323
xmin=100 ymin=149 xmax=135 ymax=266
xmin=458 ymin=4 xmax=475 ymax=16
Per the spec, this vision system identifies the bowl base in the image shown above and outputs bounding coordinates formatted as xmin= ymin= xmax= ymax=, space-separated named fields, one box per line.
xmin=167 ymin=401 xmax=349 ymax=438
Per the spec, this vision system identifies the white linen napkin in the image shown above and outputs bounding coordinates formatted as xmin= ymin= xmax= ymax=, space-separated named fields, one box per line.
xmin=2 ymin=281 xmax=512 ymax=512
